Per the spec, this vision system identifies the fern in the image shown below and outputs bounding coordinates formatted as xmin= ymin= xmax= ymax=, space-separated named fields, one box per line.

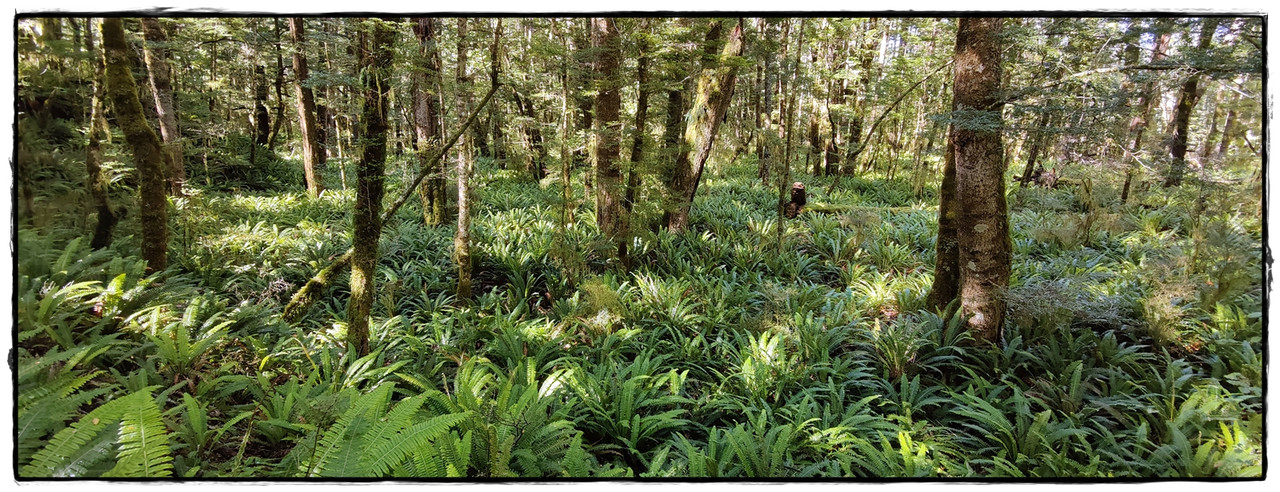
xmin=104 ymin=391 xmax=175 ymax=477
xmin=21 ymin=387 xmax=172 ymax=478
xmin=303 ymin=383 xmax=468 ymax=477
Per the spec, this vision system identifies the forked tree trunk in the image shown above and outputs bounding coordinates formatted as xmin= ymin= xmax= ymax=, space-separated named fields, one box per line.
xmin=346 ymin=18 xmax=395 ymax=359
xmin=290 ymin=18 xmax=324 ymax=198
xmin=103 ymin=18 xmax=168 ymax=271
xmin=139 ymin=18 xmax=183 ymax=195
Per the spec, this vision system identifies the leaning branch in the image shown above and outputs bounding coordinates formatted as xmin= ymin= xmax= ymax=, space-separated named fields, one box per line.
xmin=282 ymin=81 xmax=501 ymax=323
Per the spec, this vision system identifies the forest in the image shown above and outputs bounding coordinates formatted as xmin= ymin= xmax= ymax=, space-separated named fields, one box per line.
xmin=11 ymin=15 xmax=1265 ymax=479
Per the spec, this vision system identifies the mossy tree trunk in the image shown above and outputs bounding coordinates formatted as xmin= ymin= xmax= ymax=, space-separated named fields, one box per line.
xmin=1164 ymin=18 xmax=1219 ymax=188
xmin=926 ymin=126 xmax=958 ymax=310
xmin=102 ymin=18 xmax=167 ymax=271
xmin=290 ymin=18 xmax=324 ymax=198
xmin=346 ymin=18 xmax=395 ymax=359
xmin=139 ymin=18 xmax=183 ymax=195
xmin=665 ymin=20 xmax=745 ymax=233
xmin=591 ymin=18 xmax=627 ymax=266
xmin=84 ymin=19 xmax=117 ymax=250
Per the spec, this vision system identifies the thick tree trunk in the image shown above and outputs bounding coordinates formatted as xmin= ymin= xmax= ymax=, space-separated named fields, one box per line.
xmin=139 ymin=18 xmax=183 ymax=195
xmin=950 ymin=17 xmax=1010 ymax=343
xmin=666 ymin=21 xmax=745 ymax=233
xmin=411 ymin=18 xmax=448 ymax=225
xmin=346 ymin=18 xmax=395 ymax=359
xmin=591 ymin=18 xmax=627 ymax=265
xmin=85 ymin=19 xmax=118 ymax=249
xmin=103 ymin=18 xmax=167 ymax=271
xmin=1164 ymin=18 xmax=1218 ymax=188
xmin=290 ymin=18 xmax=324 ymax=198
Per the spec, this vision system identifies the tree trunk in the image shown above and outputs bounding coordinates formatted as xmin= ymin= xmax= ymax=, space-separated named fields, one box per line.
xmin=927 ymin=126 xmax=958 ymax=310
xmin=623 ymin=25 xmax=652 ymax=270
xmin=666 ymin=21 xmax=746 ymax=233
xmin=290 ymin=18 xmax=324 ymax=198
xmin=346 ymin=18 xmax=395 ymax=359
xmin=139 ymin=18 xmax=183 ymax=195
xmin=1164 ymin=18 xmax=1218 ymax=188
xmin=1217 ymin=97 xmax=1238 ymax=158
xmin=267 ymin=19 xmax=287 ymax=151
xmin=1120 ymin=24 xmax=1172 ymax=204
xmin=454 ymin=18 xmax=475 ymax=299
xmin=950 ymin=17 xmax=1010 ymax=343
xmin=85 ymin=19 xmax=118 ymax=249
xmin=412 ymin=17 xmax=448 ymax=225
xmin=253 ymin=64 xmax=271 ymax=158
xmin=103 ymin=18 xmax=167 ymax=271
xmin=591 ymin=18 xmax=627 ymax=265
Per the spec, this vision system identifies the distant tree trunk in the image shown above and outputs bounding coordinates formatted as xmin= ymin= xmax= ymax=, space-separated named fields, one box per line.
xmin=623 ymin=25 xmax=652 ymax=270
xmin=1164 ymin=18 xmax=1218 ymax=188
xmin=1216 ymin=94 xmax=1238 ymax=158
xmin=267 ymin=19 xmax=287 ymax=151
xmin=666 ymin=21 xmax=745 ymax=233
xmin=346 ymin=18 xmax=395 ymax=359
xmin=455 ymin=18 xmax=475 ymax=299
xmin=948 ymin=17 xmax=1010 ymax=343
xmin=1018 ymin=109 xmax=1052 ymax=186
xmin=139 ymin=18 xmax=183 ymax=195
xmin=290 ymin=18 xmax=324 ymax=198
xmin=1120 ymin=25 xmax=1171 ymax=203
xmin=252 ymin=64 xmax=271 ymax=162
xmin=843 ymin=18 xmax=880 ymax=176
xmin=103 ymin=18 xmax=167 ymax=271
xmin=591 ymin=18 xmax=627 ymax=265
xmin=510 ymin=87 xmax=546 ymax=180
xmin=412 ymin=17 xmax=448 ymax=225
xmin=1198 ymin=88 xmax=1222 ymax=163
xmin=85 ymin=19 xmax=117 ymax=249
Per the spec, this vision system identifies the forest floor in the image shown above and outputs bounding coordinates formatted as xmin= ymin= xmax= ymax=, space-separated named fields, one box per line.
xmin=16 ymin=153 xmax=1264 ymax=478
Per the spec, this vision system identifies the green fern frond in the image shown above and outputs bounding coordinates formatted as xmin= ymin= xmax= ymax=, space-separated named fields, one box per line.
xmin=20 ymin=386 xmax=164 ymax=478
xmin=307 ymin=383 xmax=394 ymax=477
xmin=362 ymin=412 xmax=467 ymax=476
xmin=104 ymin=391 xmax=174 ymax=477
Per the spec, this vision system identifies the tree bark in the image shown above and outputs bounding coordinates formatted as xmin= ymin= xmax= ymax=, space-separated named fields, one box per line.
xmin=666 ymin=21 xmax=745 ymax=233
xmin=290 ymin=18 xmax=324 ymax=198
xmin=1164 ymin=18 xmax=1218 ymax=188
xmin=454 ymin=18 xmax=475 ymax=299
xmin=622 ymin=22 xmax=652 ymax=270
xmin=591 ymin=18 xmax=627 ymax=265
xmin=346 ymin=18 xmax=395 ymax=359
xmin=411 ymin=18 xmax=448 ymax=225
xmin=103 ymin=18 xmax=168 ymax=271
xmin=139 ymin=18 xmax=183 ymax=195
xmin=84 ymin=19 xmax=118 ymax=249
xmin=929 ymin=18 xmax=1011 ymax=343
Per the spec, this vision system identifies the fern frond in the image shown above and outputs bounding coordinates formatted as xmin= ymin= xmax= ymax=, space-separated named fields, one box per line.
xmin=20 ymin=386 xmax=160 ymax=477
xmin=104 ymin=390 xmax=174 ymax=477
xmin=307 ymin=383 xmax=393 ymax=477
xmin=362 ymin=412 xmax=467 ymax=476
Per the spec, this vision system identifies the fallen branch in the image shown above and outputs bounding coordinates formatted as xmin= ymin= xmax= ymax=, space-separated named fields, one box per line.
xmin=282 ymin=81 xmax=501 ymax=323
